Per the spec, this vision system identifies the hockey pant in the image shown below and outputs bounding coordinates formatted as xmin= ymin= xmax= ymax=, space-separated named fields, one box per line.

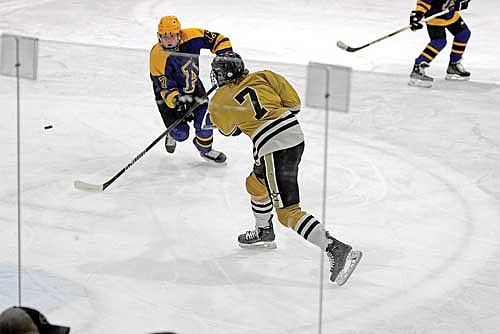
xmin=246 ymin=142 xmax=329 ymax=250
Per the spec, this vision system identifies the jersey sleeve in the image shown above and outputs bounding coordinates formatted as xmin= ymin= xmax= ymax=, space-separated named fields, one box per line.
xmin=182 ymin=28 xmax=232 ymax=55
xmin=208 ymin=93 xmax=238 ymax=136
xmin=205 ymin=30 xmax=233 ymax=54
xmin=149 ymin=44 xmax=180 ymax=108
xmin=415 ymin=0 xmax=431 ymax=14
xmin=263 ymin=70 xmax=301 ymax=113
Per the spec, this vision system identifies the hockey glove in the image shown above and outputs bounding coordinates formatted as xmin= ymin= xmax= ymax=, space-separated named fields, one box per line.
xmin=173 ymin=94 xmax=195 ymax=122
xmin=410 ymin=10 xmax=424 ymax=31
xmin=456 ymin=0 xmax=470 ymax=11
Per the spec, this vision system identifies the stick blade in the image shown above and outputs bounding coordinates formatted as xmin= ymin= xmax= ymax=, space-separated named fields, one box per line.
xmin=336 ymin=40 xmax=359 ymax=53
xmin=336 ymin=40 xmax=349 ymax=50
xmin=74 ymin=180 xmax=104 ymax=192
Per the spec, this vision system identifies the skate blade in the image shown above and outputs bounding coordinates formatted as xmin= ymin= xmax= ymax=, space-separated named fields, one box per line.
xmin=165 ymin=137 xmax=176 ymax=153
xmin=335 ymin=250 xmax=362 ymax=286
xmin=239 ymin=241 xmax=277 ymax=249
xmin=408 ymin=78 xmax=433 ymax=88
xmin=200 ymin=155 xmax=228 ymax=165
xmin=445 ymin=74 xmax=470 ymax=81
xmin=165 ymin=146 xmax=176 ymax=154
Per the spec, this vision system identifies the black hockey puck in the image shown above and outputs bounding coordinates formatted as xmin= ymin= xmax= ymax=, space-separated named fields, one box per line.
xmin=44 ymin=125 xmax=53 ymax=130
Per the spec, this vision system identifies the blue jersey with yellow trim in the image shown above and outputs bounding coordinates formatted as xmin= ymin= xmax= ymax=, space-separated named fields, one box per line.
xmin=415 ymin=0 xmax=461 ymax=26
xmin=150 ymin=28 xmax=232 ymax=108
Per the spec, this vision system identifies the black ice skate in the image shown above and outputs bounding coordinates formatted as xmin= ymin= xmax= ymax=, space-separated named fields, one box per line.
xmin=326 ymin=233 xmax=362 ymax=286
xmin=165 ymin=133 xmax=176 ymax=154
xmin=445 ymin=61 xmax=470 ymax=81
xmin=200 ymin=149 xmax=227 ymax=164
xmin=408 ymin=62 xmax=434 ymax=88
xmin=238 ymin=220 xmax=276 ymax=249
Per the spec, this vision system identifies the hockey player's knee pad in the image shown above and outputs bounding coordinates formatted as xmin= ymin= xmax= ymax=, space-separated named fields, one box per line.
xmin=275 ymin=204 xmax=306 ymax=229
xmin=429 ymin=38 xmax=447 ymax=51
xmin=171 ymin=123 xmax=190 ymax=142
xmin=246 ymin=172 xmax=268 ymax=199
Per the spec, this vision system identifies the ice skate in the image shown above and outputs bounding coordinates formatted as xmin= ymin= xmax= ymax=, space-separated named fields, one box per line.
xmin=408 ymin=62 xmax=433 ymax=88
xmin=445 ymin=61 xmax=470 ymax=81
xmin=164 ymin=133 xmax=176 ymax=154
xmin=335 ymin=249 xmax=363 ymax=286
xmin=200 ymin=149 xmax=227 ymax=164
xmin=325 ymin=233 xmax=362 ymax=286
xmin=238 ymin=220 xmax=276 ymax=249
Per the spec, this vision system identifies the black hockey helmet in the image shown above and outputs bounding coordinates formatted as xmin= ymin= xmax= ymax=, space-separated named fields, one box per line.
xmin=210 ymin=51 xmax=246 ymax=87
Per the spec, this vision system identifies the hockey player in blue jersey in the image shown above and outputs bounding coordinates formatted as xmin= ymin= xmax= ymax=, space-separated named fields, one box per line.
xmin=409 ymin=0 xmax=471 ymax=87
xmin=150 ymin=15 xmax=232 ymax=163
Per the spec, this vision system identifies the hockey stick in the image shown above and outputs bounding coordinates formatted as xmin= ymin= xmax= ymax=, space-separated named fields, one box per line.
xmin=74 ymin=84 xmax=218 ymax=192
xmin=336 ymin=8 xmax=450 ymax=53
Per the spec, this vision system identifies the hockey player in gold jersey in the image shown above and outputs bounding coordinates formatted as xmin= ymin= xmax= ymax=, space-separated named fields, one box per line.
xmin=208 ymin=52 xmax=362 ymax=285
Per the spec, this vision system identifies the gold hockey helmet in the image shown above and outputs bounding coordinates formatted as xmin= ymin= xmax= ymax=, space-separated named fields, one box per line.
xmin=158 ymin=16 xmax=181 ymax=36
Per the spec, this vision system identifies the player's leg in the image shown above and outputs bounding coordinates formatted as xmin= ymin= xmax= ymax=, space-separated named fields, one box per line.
xmin=238 ymin=170 xmax=276 ymax=248
xmin=189 ymin=81 xmax=226 ymax=163
xmin=409 ymin=25 xmax=446 ymax=87
xmin=156 ymin=98 xmax=189 ymax=153
xmin=192 ymin=106 xmax=226 ymax=163
xmin=445 ymin=17 xmax=471 ymax=80
xmin=261 ymin=143 xmax=362 ymax=285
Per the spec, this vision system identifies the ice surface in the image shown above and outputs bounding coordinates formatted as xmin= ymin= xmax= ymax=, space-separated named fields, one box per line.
xmin=1 ymin=1 xmax=499 ymax=333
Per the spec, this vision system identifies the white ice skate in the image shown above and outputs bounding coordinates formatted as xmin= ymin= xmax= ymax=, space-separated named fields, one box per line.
xmin=335 ymin=250 xmax=363 ymax=286
xmin=408 ymin=62 xmax=433 ymax=88
xmin=326 ymin=233 xmax=362 ymax=286
xmin=445 ymin=61 xmax=470 ymax=81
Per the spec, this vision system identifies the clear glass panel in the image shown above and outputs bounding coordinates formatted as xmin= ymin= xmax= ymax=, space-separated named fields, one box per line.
xmin=1 ymin=36 xmax=500 ymax=334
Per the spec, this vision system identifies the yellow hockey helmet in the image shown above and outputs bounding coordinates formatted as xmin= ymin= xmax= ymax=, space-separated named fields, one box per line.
xmin=158 ymin=16 xmax=181 ymax=36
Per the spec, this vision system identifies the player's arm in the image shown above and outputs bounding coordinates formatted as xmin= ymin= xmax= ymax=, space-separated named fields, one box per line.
xmin=264 ymin=71 xmax=301 ymax=114
xmin=415 ymin=0 xmax=431 ymax=15
xmin=409 ymin=0 xmax=431 ymax=31
xmin=150 ymin=76 xmax=181 ymax=109
xmin=183 ymin=28 xmax=232 ymax=55
xmin=208 ymin=98 xmax=240 ymax=136
xmin=204 ymin=30 xmax=233 ymax=54
xmin=456 ymin=0 xmax=471 ymax=11
xmin=150 ymin=47 xmax=181 ymax=107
